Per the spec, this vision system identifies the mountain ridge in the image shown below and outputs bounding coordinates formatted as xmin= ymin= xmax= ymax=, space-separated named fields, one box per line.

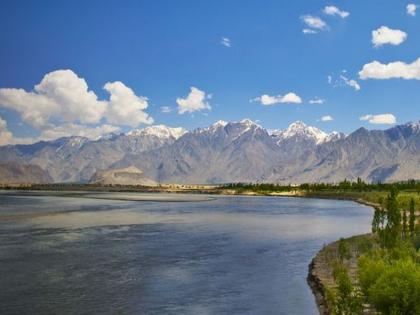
xmin=0 ymin=119 xmax=419 ymax=184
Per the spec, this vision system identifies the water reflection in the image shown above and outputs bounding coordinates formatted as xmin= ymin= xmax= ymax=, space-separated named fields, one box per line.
xmin=0 ymin=194 xmax=373 ymax=315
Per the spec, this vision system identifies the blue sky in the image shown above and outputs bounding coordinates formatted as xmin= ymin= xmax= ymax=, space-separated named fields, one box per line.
xmin=0 ymin=0 xmax=419 ymax=144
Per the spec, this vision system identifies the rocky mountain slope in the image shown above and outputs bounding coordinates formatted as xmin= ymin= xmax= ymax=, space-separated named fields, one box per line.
xmin=0 ymin=125 xmax=186 ymax=182
xmin=0 ymin=162 xmax=52 ymax=184
xmin=0 ymin=120 xmax=419 ymax=184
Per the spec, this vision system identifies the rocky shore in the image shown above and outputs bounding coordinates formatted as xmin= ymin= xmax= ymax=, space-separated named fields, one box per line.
xmin=307 ymin=254 xmax=331 ymax=315
xmin=307 ymin=234 xmax=377 ymax=315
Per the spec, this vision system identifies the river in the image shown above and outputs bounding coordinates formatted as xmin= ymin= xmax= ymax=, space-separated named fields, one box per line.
xmin=0 ymin=192 xmax=373 ymax=315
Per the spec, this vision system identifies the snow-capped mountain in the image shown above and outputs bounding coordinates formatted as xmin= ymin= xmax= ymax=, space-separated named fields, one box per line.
xmin=126 ymin=125 xmax=187 ymax=139
xmin=324 ymin=131 xmax=346 ymax=143
xmin=270 ymin=121 xmax=333 ymax=145
xmin=0 ymin=120 xmax=419 ymax=184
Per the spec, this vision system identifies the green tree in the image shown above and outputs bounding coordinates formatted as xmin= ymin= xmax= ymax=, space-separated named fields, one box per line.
xmin=338 ymin=238 xmax=351 ymax=261
xmin=380 ymin=187 xmax=401 ymax=248
xmin=332 ymin=262 xmax=363 ymax=315
xmin=368 ymin=259 xmax=420 ymax=315
xmin=372 ymin=208 xmax=381 ymax=233
xmin=402 ymin=208 xmax=407 ymax=239
xmin=409 ymin=198 xmax=415 ymax=237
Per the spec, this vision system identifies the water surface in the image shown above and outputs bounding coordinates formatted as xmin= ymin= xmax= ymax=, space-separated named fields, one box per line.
xmin=0 ymin=192 xmax=373 ymax=315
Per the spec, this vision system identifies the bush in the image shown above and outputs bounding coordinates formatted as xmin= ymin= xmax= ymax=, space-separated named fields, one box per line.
xmin=331 ymin=262 xmax=363 ymax=315
xmin=359 ymin=256 xmax=420 ymax=315
xmin=358 ymin=255 xmax=386 ymax=297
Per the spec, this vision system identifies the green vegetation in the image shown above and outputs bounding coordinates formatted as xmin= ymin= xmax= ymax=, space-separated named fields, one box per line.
xmin=331 ymin=261 xmax=363 ymax=315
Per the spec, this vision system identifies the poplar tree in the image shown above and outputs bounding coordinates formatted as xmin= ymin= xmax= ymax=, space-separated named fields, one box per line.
xmin=409 ymin=198 xmax=415 ymax=237
xmin=402 ymin=208 xmax=407 ymax=239
xmin=381 ymin=187 xmax=400 ymax=248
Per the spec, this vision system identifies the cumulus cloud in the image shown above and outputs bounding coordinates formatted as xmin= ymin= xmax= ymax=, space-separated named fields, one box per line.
xmin=104 ymin=81 xmax=153 ymax=127
xmin=0 ymin=70 xmax=153 ymax=129
xmin=309 ymin=97 xmax=325 ymax=104
xmin=0 ymin=70 xmax=107 ymax=127
xmin=360 ymin=114 xmax=396 ymax=124
xmin=359 ymin=58 xmax=420 ymax=80
xmin=176 ymin=87 xmax=211 ymax=114
xmin=0 ymin=69 xmax=154 ymax=144
xmin=0 ymin=116 xmax=13 ymax=145
xmin=251 ymin=92 xmax=302 ymax=105
xmin=323 ymin=6 xmax=349 ymax=18
xmin=371 ymin=26 xmax=407 ymax=47
xmin=221 ymin=37 xmax=232 ymax=47
xmin=301 ymin=15 xmax=327 ymax=31
xmin=407 ymin=3 xmax=417 ymax=16
xmin=321 ymin=115 xmax=333 ymax=121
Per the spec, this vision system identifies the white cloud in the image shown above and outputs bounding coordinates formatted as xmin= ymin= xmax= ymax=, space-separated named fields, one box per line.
xmin=0 ymin=69 xmax=154 ymax=144
xmin=309 ymin=97 xmax=325 ymax=104
xmin=39 ymin=123 xmax=120 ymax=141
xmin=359 ymin=58 xmax=420 ymax=80
xmin=327 ymin=75 xmax=333 ymax=84
xmin=221 ymin=37 xmax=232 ymax=47
xmin=371 ymin=26 xmax=407 ymax=47
xmin=328 ymin=73 xmax=361 ymax=91
xmin=340 ymin=75 xmax=361 ymax=91
xmin=252 ymin=92 xmax=302 ymax=105
xmin=407 ymin=3 xmax=417 ymax=16
xmin=0 ymin=116 xmax=13 ymax=145
xmin=323 ymin=6 xmax=349 ymax=18
xmin=0 ymin=70 xmax=107 ymax=127
xmin=303 ymin=28 xmax=317 ymax=35
xmin=360 ymin=114 xmax=396 ymax=124
xmin=160 ymin=106 xmax=173 ymax=113
xmin=301 ymin=15 xmax=327 ymax=30
xmin=321 ymin=115 xmax=333 ymax=121
xmin=104 ymin=81 xmax=153 ymax=127
xmin=176 ymin=87 xmax=211 ymax=114
xmin=0 ymin=121 xmax=121 ymax=146
xmin=280 ymin=92 xmax=302 ymax=104
xmin=0 ymin=69 xmax=153 ymax=129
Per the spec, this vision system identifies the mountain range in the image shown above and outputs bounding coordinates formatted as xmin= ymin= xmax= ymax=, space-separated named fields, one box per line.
xmin=0 ymin=119 xmax=419 ymax=184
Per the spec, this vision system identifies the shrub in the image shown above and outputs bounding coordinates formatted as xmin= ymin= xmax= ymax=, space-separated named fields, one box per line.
xmin=368 ymin=259 xmax=420 ymax=315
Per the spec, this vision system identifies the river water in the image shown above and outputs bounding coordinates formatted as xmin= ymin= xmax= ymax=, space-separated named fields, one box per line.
xmin=0 ymin=192 xmax=373 ymax=315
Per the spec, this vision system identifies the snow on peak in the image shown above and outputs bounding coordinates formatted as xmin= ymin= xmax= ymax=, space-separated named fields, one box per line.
xmin=324 ymin=131 xmax=346 ymax=143
xmin=270 ymin=121 xmax=333 ymax=144
xmin=239 ymin=118 xmax=260 ymax=127
xmin=99 ymin=132 xmax=120 ymax=141
xmin=213 ymin=120 xmax=228 ymax=127
xmin=406 ymin=121 xmax=420 ymax=133
xmin=67 ymin=136 xmax=88 ymax=147
xmin=285 ymin=121 xmax=328 ymax=144
xmin=127 ymin=125 xmax=187 ymax=139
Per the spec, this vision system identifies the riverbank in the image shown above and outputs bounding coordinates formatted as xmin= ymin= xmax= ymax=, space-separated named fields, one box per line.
xmin=307 ymin=234 xmax=378 ymax=315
